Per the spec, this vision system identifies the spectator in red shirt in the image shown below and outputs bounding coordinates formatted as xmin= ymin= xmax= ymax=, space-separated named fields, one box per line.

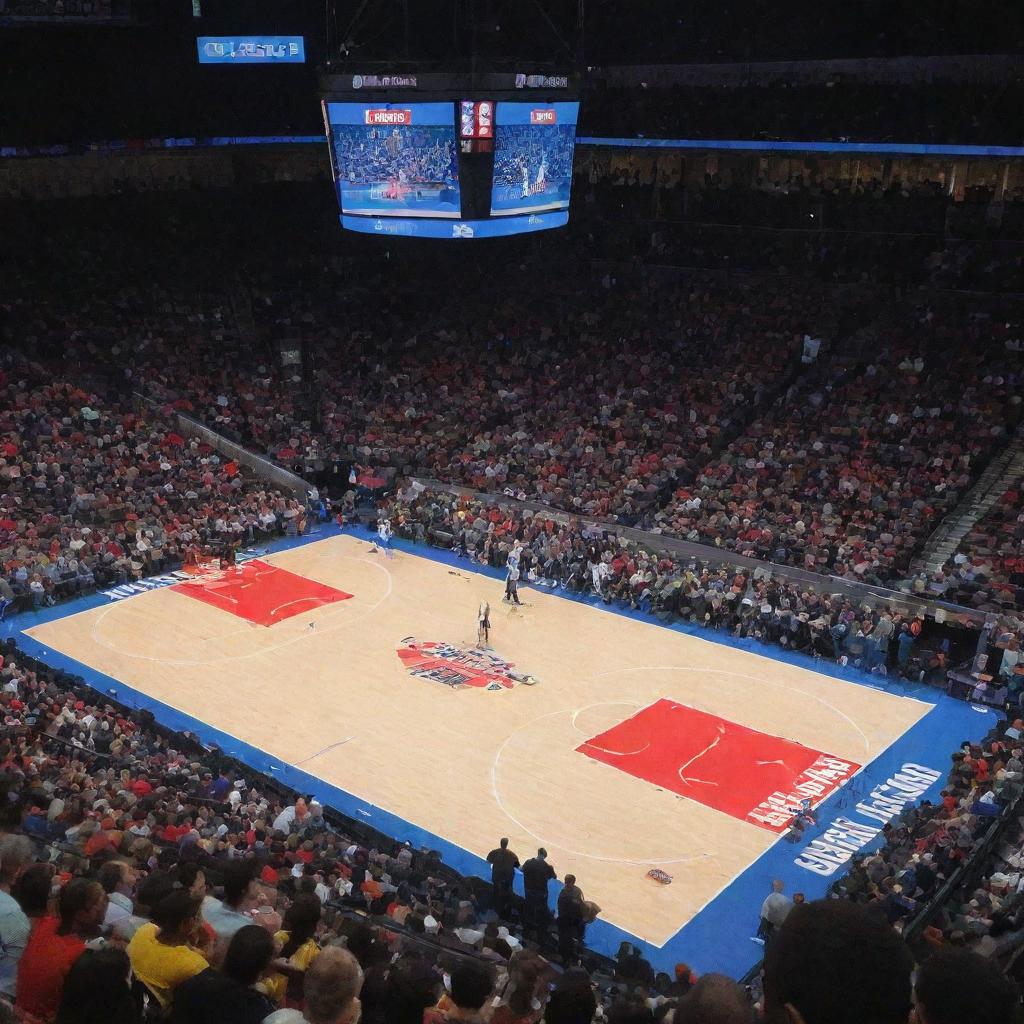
xmin=130 ymin=776 xmax=153 ymax=798
xmin=17 ymin=878 xmax=108 ymax=1022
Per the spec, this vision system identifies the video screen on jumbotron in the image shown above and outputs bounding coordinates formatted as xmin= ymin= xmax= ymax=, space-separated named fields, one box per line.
xmin=490 ymin=101 xmax=579 ymax=217
xmin=325 ymin=101 xmax=460 ymax=219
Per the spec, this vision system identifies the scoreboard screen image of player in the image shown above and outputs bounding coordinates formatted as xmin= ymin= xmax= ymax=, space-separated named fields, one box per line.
xmin=489 ymin=101 xmax=579 ymax=217
xmin=325 ymin=101 xmax=461 ymax=219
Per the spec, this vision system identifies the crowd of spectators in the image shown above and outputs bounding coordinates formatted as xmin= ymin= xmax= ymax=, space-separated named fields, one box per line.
xmin=829 ymin=706 xmax=1024 ymax=995
xmin=4 ymin=190 xmax=1021 ymax=612
xmin=0 ymin=204 xmax=1022 ymax=1024
xmin=831 ymin=713 xmax=1019 ymax=914
xmin=910 ymin=477 xmax=1024 ymax=614
xmin=650 ymin=302 xmax=1023 ymax=587
xmin=0 ymin=353 xmax=310 ymax=613
xmin=122 ymin=263 xmax=833 ymax=529
xmin=1 ymin=606 xmax=1024 ymax=1023
xmin=0 ymin=641 xmax=599 ymax=1022
xmin=384 ymin=483 xmax=976 ymax=683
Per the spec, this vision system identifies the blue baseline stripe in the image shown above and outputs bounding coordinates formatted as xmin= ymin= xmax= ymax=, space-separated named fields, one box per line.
xmin=577 ymin=136 xmax=1024 ymax=157
xmin=6 ymin=525 xmax=995 ymax=975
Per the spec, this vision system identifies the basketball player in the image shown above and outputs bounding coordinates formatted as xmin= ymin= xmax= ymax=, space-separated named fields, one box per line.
xmin=374 ymin=517 xmax=394 ymax=559
xmin=506 ymin=541 xmax=524 ymax=571
xmin=504 ymin=562 xmax=522 ymax=605
xmin=477 ymin=601 xmax=491 ymax=646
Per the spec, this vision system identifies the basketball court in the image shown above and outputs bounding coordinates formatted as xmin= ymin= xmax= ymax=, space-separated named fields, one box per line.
xmin=13 ymin=527 xmax=993 ymax=977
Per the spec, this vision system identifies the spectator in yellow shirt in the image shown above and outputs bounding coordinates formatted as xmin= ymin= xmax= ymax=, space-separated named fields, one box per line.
xmin=262 ymin=893 xmax=323 ymax=1007
xmin=127 ymin=890 xmax=209 ymax=1013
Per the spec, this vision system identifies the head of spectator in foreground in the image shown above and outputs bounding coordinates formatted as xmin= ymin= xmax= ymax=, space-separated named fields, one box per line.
xmin=223 ymin=924 xmax=276 ymax=987
xmin=302 ymin=945 xmax=364 ymax=1024
xmin=134 ymin=871 xmax=175 ymax=921
xmin=0 ymin=833 xmax=35 ymax=889
xmin=912 ymin=948 xmax=1022 ymax=1024
xmin=763 ymin=901 xmax=912 ymax=1024
xmin=448 ymin=960 xmax=494 ymax=1015
xmin=151 ymin=890 xmax=203 ymax=943
xmin=674 ymin=973 xmax=754 ymax=1024
xmin=385 ymin=954 xmax=440 ymax=1024
xmin=58 ymin=878 xmax=107 ymax=938
xmin=221 ymin=858 xmax=258 ymax=909
xmin=55 ymin=947 xmax=136 ymax=1024
xmin=12 ymin=861 xmax=54 ymax=918
xmin=606 ymin=1004 xmax=653 ymax=1024
xmin=281 ymin=892 xmax=323 ymax=958
xmin=544 ymin=969 xmax=597 ymax=1024
xmin=97 ymin=860 xmax=137 ymax=900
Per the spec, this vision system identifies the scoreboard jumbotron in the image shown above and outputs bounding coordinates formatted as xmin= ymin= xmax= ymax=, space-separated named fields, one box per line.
xmin=320 ymin=70 xmax=580 ymax=239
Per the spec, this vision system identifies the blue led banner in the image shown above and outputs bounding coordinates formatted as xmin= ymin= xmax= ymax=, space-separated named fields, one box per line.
xmin=197 ymin=36 xmax=305 ymax=64
xmin=340 ymin=210 xmax=569 ymax=238
xmin=576 ymin=136 xmax=1024 ymax=157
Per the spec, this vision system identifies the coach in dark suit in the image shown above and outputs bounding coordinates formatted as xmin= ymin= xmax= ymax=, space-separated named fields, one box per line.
xmin=486 ymin=837 xmax=520 ymax=919
xmin=521 ymin=848 xmax=556 ymax=940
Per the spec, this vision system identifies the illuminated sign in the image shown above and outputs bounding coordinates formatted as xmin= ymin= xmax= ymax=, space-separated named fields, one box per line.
xmin=351 ymin=74 xmax=418 ymax=89
xmin=364 ymin=109 xmax=413 ymax=125
xmin=197 ymin=36 xmax=305 ymax=64
xmin=460 ymin=101 xmax=494 ymax=138
xmin=514 ymin=74 xmax=569 ymax=89
xmin=341 ymin=210 xmax=569 ymax=238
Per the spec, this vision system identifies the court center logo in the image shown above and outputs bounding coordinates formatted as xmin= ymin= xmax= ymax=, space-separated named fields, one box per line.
xmin=397 ymin=638 xmax=538 ymax=691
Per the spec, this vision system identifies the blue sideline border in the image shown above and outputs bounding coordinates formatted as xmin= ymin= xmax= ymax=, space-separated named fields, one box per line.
xmin=5 ymin=524 xmax=995 ymax=977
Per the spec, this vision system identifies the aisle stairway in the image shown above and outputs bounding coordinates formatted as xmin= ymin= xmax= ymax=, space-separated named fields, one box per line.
xmin=910 ymin=429 xmax=1024 ymax=576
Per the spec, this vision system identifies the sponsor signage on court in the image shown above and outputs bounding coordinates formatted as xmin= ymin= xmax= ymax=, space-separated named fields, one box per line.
xmin=746 ymin=755 xmax=859 ymax=829
xmin=101 ymin=553 xmax=260 ymax=601
xmin=579 ymin=700 xmax=862 ymax=833
xmin=397 ymin=638 xmax=539 ymax=690
xmin=794 ymin=762 xmax=942 ymax=876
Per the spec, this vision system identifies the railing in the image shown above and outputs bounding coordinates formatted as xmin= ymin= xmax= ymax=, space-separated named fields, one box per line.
xmin=173 ymin=412 xmax=314 ymax=496
xmin=736 ymin=769 xmax=1024 ymax=987
xmin=903 ymin=788 xmax=1024 ymax=945
xmin=408 ymin=477 xmax=989 ymax=628
xmin=128 ymin=391 xmax=991 ymax=629
xmin=133 ymin=392 xmax=313 ymax=497
xmin=908 ymin=421 xmax=1024 ymax=577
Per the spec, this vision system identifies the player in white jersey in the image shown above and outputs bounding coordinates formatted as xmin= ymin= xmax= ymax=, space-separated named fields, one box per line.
xmin=374 ymin=517 xmax=393 ymax=559
xmin=503 ymin=563 xmax=522 ymax=605
xmin=477 ymin=601 xmax=491 ymax=646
